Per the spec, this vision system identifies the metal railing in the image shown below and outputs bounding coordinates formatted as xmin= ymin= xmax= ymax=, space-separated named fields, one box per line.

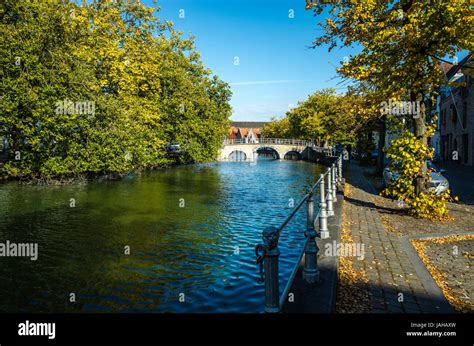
xmin=255 ymin=155 xmax=343 ymax=313
xmin=223 ymin=138 xmax=338 ymax=156
xmin=223 ymin=137 xmax=336 ymax=148
xmin=223 ymin=138 xmax=311 ymax=146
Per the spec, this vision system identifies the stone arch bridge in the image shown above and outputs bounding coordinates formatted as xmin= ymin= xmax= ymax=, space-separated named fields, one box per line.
xmin=218 ymin=138 xmax=332 ymax=162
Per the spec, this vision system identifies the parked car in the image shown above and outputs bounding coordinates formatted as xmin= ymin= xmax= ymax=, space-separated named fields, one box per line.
xmin=165 ymin=144 xmax=181 ymax=153
xmin=382 ymin=160 xmax=449 ymax=195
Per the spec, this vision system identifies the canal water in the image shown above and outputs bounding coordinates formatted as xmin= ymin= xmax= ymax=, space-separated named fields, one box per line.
xmin=0 ymin=158 xmax=325 ymax=313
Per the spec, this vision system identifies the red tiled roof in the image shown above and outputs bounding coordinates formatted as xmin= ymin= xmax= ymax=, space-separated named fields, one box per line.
xmin=251 ymin=128 xmax=261 ymax=135
xmin=239 ymin=128 xmax=249 ymax=137
xmin=228 ymin=126 xmax=238 ymax=139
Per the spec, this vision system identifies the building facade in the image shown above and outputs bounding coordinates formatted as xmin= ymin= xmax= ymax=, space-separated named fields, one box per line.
xmin=439 ymin=55 xmax=474 ymax=166
xmin=229 ymin=121 xmax=266 ymax=144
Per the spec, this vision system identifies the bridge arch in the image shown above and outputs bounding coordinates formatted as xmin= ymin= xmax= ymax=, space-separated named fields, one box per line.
xmin=218 ymin=139 xmax=318 ymax=162
xmin=255 ymin=146 xmax=280 ymax=160
xmin=283 ymin=150 xmax=301 ymax=160
xmin=228 ymin=150 xmax=248 ymax=161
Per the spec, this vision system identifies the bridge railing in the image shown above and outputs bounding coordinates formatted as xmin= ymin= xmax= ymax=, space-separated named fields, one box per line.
xmin=223 ymin=138 xmax=338 ymax=154
xmin=223 ymin=138 xmax=314 ymax=146
xmin=255 ymin=154 xmax=343 ymax=313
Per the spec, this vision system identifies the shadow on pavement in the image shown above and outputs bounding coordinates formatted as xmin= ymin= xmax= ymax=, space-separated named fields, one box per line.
xmin=437 ymin=161 xmax=474 ymax=205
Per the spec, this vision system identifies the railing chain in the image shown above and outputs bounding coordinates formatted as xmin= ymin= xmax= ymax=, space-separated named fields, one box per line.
xmin=255 ymin=244 xmax=266 ymax=283
xmin=254 ymin=154 xmax=343 ymax=313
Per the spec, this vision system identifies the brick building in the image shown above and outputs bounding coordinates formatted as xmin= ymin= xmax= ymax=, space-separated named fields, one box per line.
xmin=439 ymin=55 xmax=474 ymax=166
xmin=228 ymin=121 xmax=266 ymax=143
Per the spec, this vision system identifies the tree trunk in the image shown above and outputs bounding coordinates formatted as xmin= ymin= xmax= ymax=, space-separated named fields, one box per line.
xmin=375 ymin=116 xmax=386 ymax=175
xmin=412 ymin=92 xmax=427 ymax=194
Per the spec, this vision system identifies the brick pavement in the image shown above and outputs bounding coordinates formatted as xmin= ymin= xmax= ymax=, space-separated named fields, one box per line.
xmin=419 ymin=236 xmax=473 ymax=312
xmin=343 ymin=161 xmax=453 ymax=313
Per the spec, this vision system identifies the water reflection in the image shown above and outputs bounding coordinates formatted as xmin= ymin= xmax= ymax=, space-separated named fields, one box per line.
xmin=0 ymin=160 xmax=324 ymax=312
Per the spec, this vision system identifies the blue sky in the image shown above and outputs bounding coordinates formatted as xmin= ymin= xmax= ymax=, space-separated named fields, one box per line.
xmin=150 ymin=0 xmax=355 ymax=121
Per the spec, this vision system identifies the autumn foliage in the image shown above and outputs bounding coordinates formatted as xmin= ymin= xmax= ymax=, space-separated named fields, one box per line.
xmin=0 ymin=0 xmax=232 ymax=180
xmin=308 ymin=0 xmax=473 ymax=219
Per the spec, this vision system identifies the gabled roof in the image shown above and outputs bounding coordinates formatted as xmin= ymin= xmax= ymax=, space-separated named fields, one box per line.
xmin=251 ymin=128 xmax=261 ymax=135
xmin=238 ymin=128 xmax=249 ymax=137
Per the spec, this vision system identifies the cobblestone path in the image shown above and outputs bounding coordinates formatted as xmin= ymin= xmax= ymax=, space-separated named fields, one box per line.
xmin=343 ymin=162 xmax=453 ymax=313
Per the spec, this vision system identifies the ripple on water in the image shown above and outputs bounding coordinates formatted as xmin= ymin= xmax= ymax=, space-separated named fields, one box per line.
xmin=0 ymin=160 xmax=325 ymax=312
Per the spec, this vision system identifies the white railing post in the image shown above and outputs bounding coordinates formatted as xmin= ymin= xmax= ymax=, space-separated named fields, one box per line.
xmin=338 ymin=155 xmax=343 ymax=183
xmin=319 ymin=174 xmax=329 ymax=239
xmin=332 ymin=163 xmax=337 ymax=202
xmin=326 ymin=167 xmax=334 ymax=217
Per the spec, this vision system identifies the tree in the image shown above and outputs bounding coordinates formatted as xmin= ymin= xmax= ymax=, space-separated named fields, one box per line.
xmin=262 ymin=89 xmax=363 ymax=147
xmin=0 ymin=0 xmax=232 ymax=180
xmin=308 ymin=0 xmax=472 ymax=219
xmin=308 ymin=0 xmax=473 ymax=192
xmin=262 ymin=117 xmax=291 ymax=138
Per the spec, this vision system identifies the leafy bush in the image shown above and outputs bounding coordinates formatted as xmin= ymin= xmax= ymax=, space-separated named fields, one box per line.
xmin=382 ymin=127 xmax=454 ymax=220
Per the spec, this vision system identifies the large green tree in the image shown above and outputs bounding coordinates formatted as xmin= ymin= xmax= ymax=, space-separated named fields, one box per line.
xmin=261 ymin=116 xmax=291 ymax=138
xmin=308 ymin=0 xmax=473 ymax=193
xmin=0 ymin=0 xmax=231 ymax=180
xmin=263 ymin=89 xmax=361 ymax=146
